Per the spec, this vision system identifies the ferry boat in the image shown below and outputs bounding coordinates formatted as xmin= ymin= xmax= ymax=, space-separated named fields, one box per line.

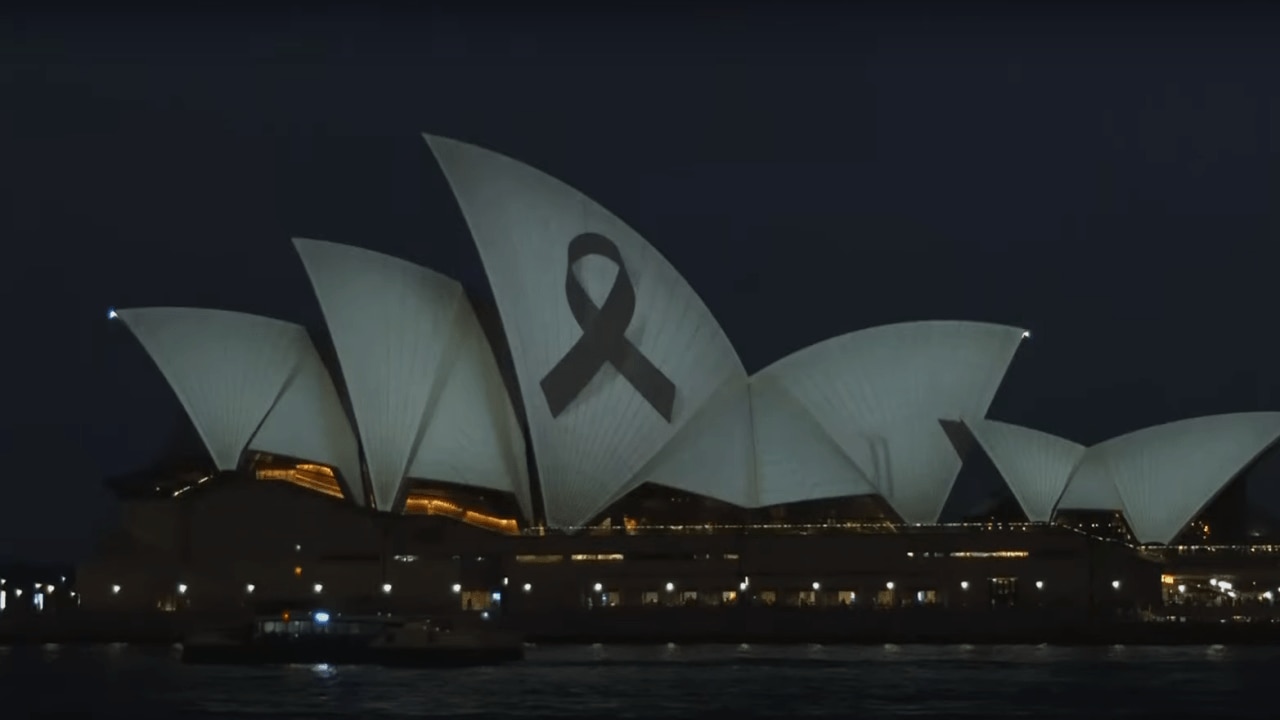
xmin=181 ymin=610 xmax=525 ymax=667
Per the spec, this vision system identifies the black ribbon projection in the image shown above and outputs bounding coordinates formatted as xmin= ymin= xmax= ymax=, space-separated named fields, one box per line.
xmin=539 ymin=233 xmax=676 ymax=422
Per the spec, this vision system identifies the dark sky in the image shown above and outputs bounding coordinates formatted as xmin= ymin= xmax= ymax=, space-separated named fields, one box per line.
xmin=4 ymin=5 xmax=1280 ymax=561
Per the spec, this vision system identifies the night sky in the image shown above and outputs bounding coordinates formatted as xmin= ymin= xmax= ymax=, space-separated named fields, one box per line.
xmin=4 ymin=5 xmax=1280 ymax=562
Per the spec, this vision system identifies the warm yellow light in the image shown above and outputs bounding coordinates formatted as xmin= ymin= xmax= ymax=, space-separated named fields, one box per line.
xmin=296 ymin=463 xmax=335 ymax=476
xmin=256 ymin=465 xmax=344 ymax=499
xmin=293 ymin=566 xmax=302 ymax=577
xmin=515 ymin=554 xmax=564 ymax=563
xmin=402 ymin=494 xmax=520 ymax=535
xmin=949 ymin=551 xmax=1029 ymax=558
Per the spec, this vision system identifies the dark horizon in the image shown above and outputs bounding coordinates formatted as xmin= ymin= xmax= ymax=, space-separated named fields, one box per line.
xmin=6 ymin=4 xmax=1280 ymax=562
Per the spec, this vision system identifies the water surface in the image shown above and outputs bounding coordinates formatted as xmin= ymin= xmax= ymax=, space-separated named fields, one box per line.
xmin=0 ymin=643 xmax=1271 ymax=718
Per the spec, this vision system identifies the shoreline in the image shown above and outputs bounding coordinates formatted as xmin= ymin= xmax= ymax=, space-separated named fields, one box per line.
xmin=3 ymin=628 xmax=1280 ymax=648
xmin=5 ymin=608 xmax=1278 ymax=648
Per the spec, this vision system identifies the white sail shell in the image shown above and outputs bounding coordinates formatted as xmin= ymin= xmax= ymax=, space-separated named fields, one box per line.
xmin=753 ymin=321 xmax=1027 ymax=524
xmin=117 ymin=307 xmax=362 ymax=501
xmin=965 ymin=419 xmax=1086 ymax=522
xmin=427 ymin=134 xmax=745 ymax=527
xmin=293 ymin=238 xmax=531 ymax=518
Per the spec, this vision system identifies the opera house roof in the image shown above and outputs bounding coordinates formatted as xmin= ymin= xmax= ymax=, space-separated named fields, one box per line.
xmin=966 ymin=414 xmax=1280 ymax=544
xmin=109 ymin=134 xmax=1280 ymax=545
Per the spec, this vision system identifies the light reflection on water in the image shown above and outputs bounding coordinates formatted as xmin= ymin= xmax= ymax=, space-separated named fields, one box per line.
xmin=0 ymin=643 xmax=1277 ymax=718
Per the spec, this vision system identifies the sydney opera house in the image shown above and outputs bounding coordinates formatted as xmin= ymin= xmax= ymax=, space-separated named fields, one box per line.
xmin=62 ymin=135 xmax=1280 ymax=632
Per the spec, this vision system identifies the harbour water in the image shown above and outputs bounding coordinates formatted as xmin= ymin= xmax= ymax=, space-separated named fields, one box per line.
xmin=0 ymin=642 xmax=1273 ymax=718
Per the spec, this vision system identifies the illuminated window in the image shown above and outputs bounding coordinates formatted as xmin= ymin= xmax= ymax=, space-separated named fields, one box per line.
xmin=949 ymin=551 xmax=1029 ymax=558
xmin=989 ymin=577 xmax=1018 ymax=606
xmin=402 ymin=495 xmax=520 ymax=535
xmin=515 ymin=555 xmax=563 ymax=564
xmin=460 ymin=590 xmax=494 ymax=611
xmin=255 ymin=465 xmax=344 ymax=499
